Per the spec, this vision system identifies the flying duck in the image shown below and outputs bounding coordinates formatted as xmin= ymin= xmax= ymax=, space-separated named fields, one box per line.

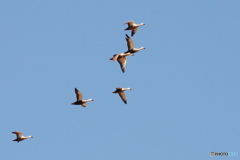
xmin=125 ymin=34 xmax=146 ymax=55
xmin=110 ymin=52 xmax=133 ymax=73
xmin=112 ymin=88 xmax=132 ymax=104
xmin=71 ymin=88 xmax=94 ymax=107
xmin=12 ymin=131 xmax=33 ymax=143
xmin=124 ymin=21 xmax=145 ymax=36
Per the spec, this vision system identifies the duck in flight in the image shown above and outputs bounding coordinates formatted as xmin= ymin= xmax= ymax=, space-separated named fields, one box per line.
xmin=71 ymin=88 xmax=94 ymax=107
xmin=124 ymin=21 xmax=145 ymax=37
xmin=112 ymin=88 xmax=132 ymax=104
xmin=12 ymin=131 xmax=33 ymax=143
xmin=110 ymin=52 xmax=132 ymax=73
xmin=124 ymin=34 xmax=145 ymax=55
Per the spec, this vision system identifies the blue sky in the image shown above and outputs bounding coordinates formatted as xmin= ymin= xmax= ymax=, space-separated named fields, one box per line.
xmin=1 ymin=0 xmax=240 ymax=160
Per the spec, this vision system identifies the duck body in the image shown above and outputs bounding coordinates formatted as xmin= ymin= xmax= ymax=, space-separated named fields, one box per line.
xmin=72 ymin=100 xmax=84 ymax=105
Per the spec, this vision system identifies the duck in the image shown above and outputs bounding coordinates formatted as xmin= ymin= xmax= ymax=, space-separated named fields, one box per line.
xmin=124 ymin=21 xmax=145 ymax=36
xmin=12 ymin=131 xmax=33 ymax=143
xmin=71 ymin=88 xmax=94 ymax=107
xmin=112 ymin=88 xmax=132 ymax=104
xmin=125 ymin=34 xmax=146 ymax=55
xmin=110 ymin=52 xmax=133 ymax=73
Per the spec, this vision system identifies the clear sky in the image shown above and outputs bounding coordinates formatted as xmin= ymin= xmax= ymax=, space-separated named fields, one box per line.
xmin=1 ymin=0 xmax=240 ymax=160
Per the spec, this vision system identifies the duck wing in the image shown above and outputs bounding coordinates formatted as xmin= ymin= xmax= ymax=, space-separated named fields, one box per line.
xmin=12 ymin=131 xmax=23 ymax=138
xmin=131 ymin=28 xmax=138 ymax=37
xmin=117 ymin=56 xmax=127 ymax=73
xmin=125 ymin=34 xmax=135 ymax=50
xmin=75 ymin=88 xmax=83 ymax=100
xmin=118 ymin=92 xmax=127 ymax=104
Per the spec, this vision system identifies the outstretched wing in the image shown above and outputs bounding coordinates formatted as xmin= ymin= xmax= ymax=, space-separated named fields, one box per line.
xmin=12 ymin=131 xmax=22 ymax=138
xmin=117 ymin=57 xmax=127 ymax=73
xmin=131 ymin=28 xmax=138 ymax=37
xmin=125 ymin=34 xmax=135 ymax=50
xmin=118 ymin=92 xmax=127 ymax=104
xmin=75 ymin=88 xmax=83 ymax=100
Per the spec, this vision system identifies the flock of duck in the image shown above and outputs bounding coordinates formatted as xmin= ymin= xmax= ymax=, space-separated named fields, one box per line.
xmin=12 ymin=21 xmax=145 ymax=143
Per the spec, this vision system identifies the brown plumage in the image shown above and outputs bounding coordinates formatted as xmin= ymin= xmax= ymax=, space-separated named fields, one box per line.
xmin=124 ymin=21 xmax=145 ymax=36
xmin=71 ymin=88 xmax=94 ymax=107
xmin=112 ymin=88 xmax=132 ymax=104
xmin=125 ymin=34 xmax=146 ymax=54
xmin=110 ymin=52 xmax=132 ymax=73
xmin=12 ymin=131 xmax=33 ymax=143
